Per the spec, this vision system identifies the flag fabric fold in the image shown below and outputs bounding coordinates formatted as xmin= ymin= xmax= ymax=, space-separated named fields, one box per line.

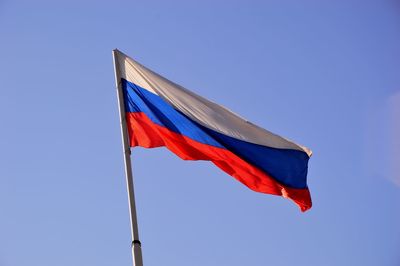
xmin=114 ymin=49 xmax=312 ymax=211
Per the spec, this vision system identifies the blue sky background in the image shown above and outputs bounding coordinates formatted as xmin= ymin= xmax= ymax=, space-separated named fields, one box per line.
xmin=0 ymin=1 xmax=399 ymax=265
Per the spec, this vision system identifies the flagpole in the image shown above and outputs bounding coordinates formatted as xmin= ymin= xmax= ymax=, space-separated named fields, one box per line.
xmin=112 ymin=49 xmax=144 ymax=266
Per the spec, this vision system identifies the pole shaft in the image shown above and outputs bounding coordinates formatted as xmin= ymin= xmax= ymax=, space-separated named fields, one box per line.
xmin=112 ymin=49 xmax=144 ymax=266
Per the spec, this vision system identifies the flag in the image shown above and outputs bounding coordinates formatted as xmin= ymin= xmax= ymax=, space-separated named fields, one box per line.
xmin=113 ymin=50 xmax=312 ymax=211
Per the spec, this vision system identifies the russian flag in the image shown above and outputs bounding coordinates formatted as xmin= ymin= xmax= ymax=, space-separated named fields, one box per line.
xmin=113 ymin=50 xmax=313 ymax=212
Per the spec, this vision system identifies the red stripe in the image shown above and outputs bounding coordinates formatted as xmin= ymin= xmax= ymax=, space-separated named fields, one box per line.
xmin=126 ymin=112 xmax=312 ymax=212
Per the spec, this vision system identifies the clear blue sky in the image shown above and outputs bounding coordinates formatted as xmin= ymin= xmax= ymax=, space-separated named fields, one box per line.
xmin=0 ymin=1 xmax=399 ymax=265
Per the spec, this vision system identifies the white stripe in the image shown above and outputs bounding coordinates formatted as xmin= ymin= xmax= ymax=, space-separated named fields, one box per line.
xmin=115 ymin=50 xmax=312 ymax=156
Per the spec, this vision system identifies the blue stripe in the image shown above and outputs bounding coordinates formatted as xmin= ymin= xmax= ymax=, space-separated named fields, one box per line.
xmin=122 ymin=79 xmax=309 ymax=189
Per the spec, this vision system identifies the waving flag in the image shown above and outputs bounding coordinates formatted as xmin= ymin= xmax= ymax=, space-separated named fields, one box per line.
xmin=113 ymin=50 xmax=312 ymax=211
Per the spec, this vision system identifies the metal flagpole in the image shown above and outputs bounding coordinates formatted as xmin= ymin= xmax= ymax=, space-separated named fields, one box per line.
xmin=112 ymin=49 xmax=144 ymax=266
